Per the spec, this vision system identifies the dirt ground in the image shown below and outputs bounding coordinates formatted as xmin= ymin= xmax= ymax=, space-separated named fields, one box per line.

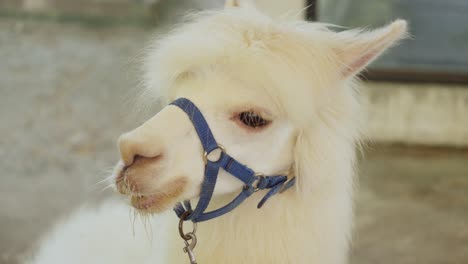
xmin=1 ymin=19 xmax=467 ymax=264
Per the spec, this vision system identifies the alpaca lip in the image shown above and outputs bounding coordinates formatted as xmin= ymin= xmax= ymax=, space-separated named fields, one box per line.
xmin=115 ymin=168 xmax=129 ymax=195
xmin=125 ymin=177 xmax=188 ymax=213
xmin=115 ymin=164 xmax=151 ymax=195
xmin=114 ymin=165 xmax=169 ymax=212
xmin=131 ymin=194 xmax=160 ymax=210
xmin=128 ymin=191 xmax=173 ymax=213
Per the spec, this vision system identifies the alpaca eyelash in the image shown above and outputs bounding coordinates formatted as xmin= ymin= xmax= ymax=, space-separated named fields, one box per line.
xmin=237 ymin=111 xmax=270 ymax=129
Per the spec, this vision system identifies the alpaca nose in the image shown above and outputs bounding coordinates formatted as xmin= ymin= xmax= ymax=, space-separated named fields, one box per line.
xmin=118 ymin=132 xmax=164 ymax=166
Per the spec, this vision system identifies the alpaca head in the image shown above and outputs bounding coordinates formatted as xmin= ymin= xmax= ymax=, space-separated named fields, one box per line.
xmin=114 ymin=0 xmax=407 ymax=214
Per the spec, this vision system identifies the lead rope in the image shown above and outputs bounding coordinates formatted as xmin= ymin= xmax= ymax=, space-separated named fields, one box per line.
xmin=179 ymin=211 xmax=198 ymax=264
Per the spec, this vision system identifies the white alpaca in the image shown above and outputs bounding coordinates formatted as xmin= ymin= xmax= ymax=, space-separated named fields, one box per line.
xmin=29 ymin=1 xmax=407 ymax=263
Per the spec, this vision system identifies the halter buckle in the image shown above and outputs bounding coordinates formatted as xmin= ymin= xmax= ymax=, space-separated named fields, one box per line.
xmin=203 ymin=144 xmax=225 ymax=164
xmin=245 ymin=173 xmax=264 ymax=192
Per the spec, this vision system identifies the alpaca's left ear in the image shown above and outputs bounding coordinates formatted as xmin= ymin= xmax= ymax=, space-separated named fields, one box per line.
xmin=335 ymin=20 xmax=408 ymax=79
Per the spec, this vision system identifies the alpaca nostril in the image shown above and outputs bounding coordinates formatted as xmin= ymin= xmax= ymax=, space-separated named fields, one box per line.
xmin=118 ymin=131 xmax=165 ymax=167
xmin=132 ymin=155 xmax=144 ymax=164
xmin=127 ymin=154 xmax=164 ymax=169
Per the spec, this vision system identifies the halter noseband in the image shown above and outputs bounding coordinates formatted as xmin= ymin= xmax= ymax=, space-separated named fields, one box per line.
xmin=171 ymin=98 xmax=296 ymax=223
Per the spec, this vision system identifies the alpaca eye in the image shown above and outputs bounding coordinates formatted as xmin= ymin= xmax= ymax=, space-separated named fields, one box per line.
xmin=238 ymin=111 xmax=270 ymax=129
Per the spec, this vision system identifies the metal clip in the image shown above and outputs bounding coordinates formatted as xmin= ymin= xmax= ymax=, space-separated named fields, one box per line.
xmin=182 ymin=232 xmax=198 ymax=264
xmin=179 ymin=212 xmax=198 ymax=264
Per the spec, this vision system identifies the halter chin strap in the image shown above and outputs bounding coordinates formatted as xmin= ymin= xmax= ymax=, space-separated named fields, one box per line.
xmin=171 ymin=98 xmax=296 ymax=223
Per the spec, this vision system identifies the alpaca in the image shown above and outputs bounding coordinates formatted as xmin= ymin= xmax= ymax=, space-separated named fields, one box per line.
xmin=29 ymin=1 xmax=407 ymax=263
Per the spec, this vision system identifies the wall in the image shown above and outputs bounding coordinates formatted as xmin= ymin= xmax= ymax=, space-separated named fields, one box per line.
xmin=365 ymin=82 xmax=468 ymax=147
xmin=0 ymin=0 xmax=307 ymax=17
xmin=2 ymin=0 xmax=466 ymax=147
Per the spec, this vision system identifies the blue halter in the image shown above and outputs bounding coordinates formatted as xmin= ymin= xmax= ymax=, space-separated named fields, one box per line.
xmin=171 ymin=98 xmax=296 ymax=223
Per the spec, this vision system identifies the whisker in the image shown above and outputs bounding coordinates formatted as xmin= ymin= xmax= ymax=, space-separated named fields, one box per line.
xmin=100 ymin=183 xmax=115 ymax=193
xmin=132 ymin=208 xmax=137 ymax=237
xmin=141 ymin=214 xmax=150 ymax=240
xmin=93 ymin=174 xmax=115 ymax=186
xmin=128 ymin=207 xmax=134 ymax=237
xmin=147 ymin=214 xmax=154 ymax=245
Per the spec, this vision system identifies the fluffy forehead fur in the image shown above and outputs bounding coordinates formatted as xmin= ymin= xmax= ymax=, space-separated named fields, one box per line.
xmin=142 ymin=7 xmax=361 ymax=130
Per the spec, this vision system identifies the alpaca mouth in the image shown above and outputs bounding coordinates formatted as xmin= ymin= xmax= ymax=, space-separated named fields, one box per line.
xmin=129 ymin=177 xmax=188 ymax=213
xmin=116 ymin=170 xmax=189 ymax=214
xmin=113 ymin=159 xmax=189 ymax=214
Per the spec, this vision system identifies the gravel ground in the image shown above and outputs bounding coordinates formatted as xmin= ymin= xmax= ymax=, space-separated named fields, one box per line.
xmin=0 ymin=19 xmax=152 ymax=263
xmin=1 ymin=19 xmax=467 ymax=264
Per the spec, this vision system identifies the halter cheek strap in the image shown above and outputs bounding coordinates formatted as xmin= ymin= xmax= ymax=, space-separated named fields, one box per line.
xmin=171 ymin=98 xmax=296 ymax=223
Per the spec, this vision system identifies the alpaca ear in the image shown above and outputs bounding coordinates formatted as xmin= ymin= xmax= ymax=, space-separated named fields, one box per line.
xmin=335 ymin=20 xmax=408 ymax=79
xmin=225 ymin=0 xmax=256 ymax=8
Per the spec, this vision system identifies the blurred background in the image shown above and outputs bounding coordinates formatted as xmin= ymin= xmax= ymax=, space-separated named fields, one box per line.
xmin=1 ymin=0 xmax=467 ymax=263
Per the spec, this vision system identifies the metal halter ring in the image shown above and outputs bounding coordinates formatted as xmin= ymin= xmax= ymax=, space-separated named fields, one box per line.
xmin=178 ymin=211 xmax=198 ymax=241
xmin=248 ymin=173 xmax=264 ymax=192
xmin=203 ymin=144 xmax=225 ymax=164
